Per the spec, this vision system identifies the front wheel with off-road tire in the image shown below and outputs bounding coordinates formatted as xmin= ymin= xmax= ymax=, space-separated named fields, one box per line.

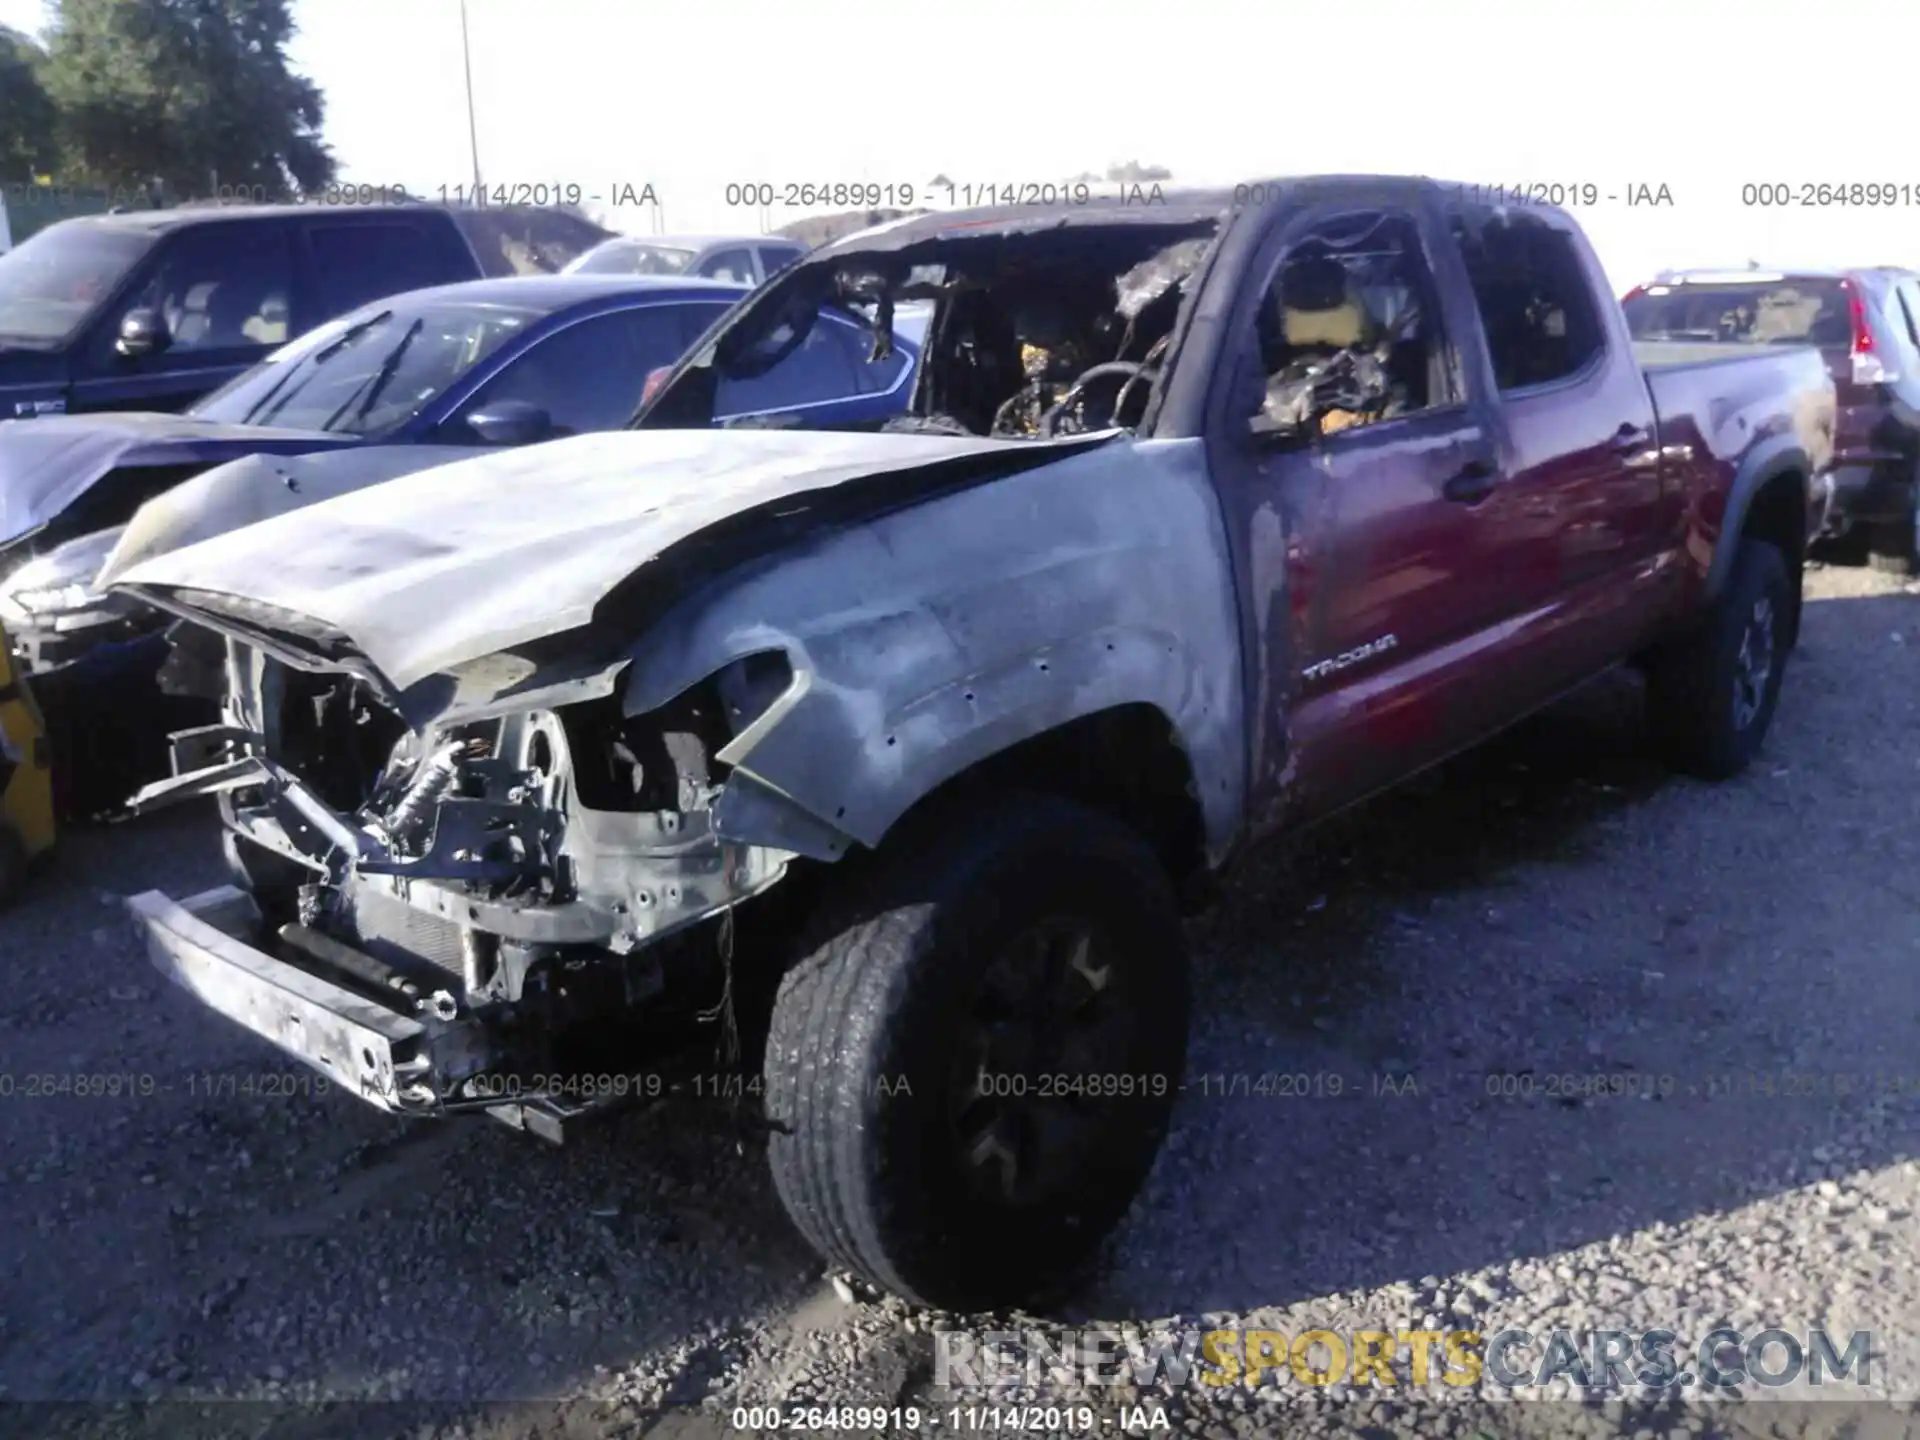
xmin=1646 ymin=536 xmax=1792 ymax=780
xmin=763 ymin=792 xmax=1189 ymax=1312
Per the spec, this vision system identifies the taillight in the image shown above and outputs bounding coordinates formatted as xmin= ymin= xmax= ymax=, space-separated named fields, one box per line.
xmin=640 ymin=366 xmax=671 ymax=406
xmin=1622 ymin=285 xmax=1648 ymax=304
xmin=1846 ymin=283 xmax=1898 ymax=385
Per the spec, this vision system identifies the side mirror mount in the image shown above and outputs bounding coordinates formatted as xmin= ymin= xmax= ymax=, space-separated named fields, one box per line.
xmin=635 ymin=363 xmax=717 ymax=429
xmin=462 ymin=399 xmax=553 ymax=446
xmin=1231 ymin=356 xmax=1300 ymax=445
xmin=1246 ymin=411 xmax=1298 ymax=443
xmin=1245 ymin=360 xmax=1372 ymax=446
xmin=115 ymin=308 xmax=169 ymax=358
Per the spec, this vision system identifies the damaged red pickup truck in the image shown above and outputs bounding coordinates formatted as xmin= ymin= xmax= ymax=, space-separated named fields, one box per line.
xmin=109 ymin=177 xmax=1834 ymax=1313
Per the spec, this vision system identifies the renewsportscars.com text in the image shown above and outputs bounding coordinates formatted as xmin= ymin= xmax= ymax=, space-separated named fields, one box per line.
xmin=933 ymin=1327 xmax=1873 ymax=1393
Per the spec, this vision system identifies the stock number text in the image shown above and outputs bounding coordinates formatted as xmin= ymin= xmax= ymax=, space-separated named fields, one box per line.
xmin=724 ymin=182 xmax=916 ymax=209
xmin=1742 ymin=182 xmax=1920 ymax=207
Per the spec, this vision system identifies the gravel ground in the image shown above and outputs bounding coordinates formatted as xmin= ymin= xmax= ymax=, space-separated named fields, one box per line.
xmin=2 ymin=563 xmax=1918 ymax=1440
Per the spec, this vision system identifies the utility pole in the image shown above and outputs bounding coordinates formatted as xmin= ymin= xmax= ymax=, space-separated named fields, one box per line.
xmin=460 ymin=0 xmax=483 ymax=201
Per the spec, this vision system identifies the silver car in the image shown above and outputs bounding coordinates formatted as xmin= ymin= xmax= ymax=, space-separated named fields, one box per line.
xmin=562 ymin=233 xmax=805 ymax=286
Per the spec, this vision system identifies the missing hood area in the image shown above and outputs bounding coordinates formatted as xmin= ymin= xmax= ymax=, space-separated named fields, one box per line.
xmin=649 ymin=215 xmax=1222 ymax=442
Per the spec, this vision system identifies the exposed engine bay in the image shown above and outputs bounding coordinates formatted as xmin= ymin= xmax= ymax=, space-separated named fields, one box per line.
xmin=648 ymin=219 xmax=1222 ymax=441
xmin=179 ymin=643 xmax=805 ymax=1124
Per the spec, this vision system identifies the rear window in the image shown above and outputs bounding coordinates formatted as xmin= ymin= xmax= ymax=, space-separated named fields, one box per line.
xmin=567 ymin=240 xmax=697 ymax=277
xmin=1623 ymin=279 xmax=1853 ymax=346
xmin=306 ymin=220 xmax=451 ymax=315
xmin=449 ymin=206 xmax=611 ymax=276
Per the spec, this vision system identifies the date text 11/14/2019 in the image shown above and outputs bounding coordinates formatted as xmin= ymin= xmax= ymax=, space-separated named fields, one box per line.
xmin=276 ymin=182 xmax=662 ymax=209
xmin=0 ymin=1072 xmax=328 ymax=1100
xmin=430 ymin=182 xmax=659 ymax=208
xmin=278 ymin=182 xmax=662 ymax=209
xmin=1442 ymin=182 xmax=1674 ymax=208
xmin=1484 ymin=1071 xmax=1920 ymax=1101
xmin=971 ymin=1071 xmax=1421 ymax=1101
xmin=727 ymin=1403 xmax=1173 ymax=1432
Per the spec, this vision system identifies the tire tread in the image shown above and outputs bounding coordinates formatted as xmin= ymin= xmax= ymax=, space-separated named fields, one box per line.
xmin=1647 ymin=538 xmax=1790 ymax=780
xmin=763 ymin=792 xmax=1183 ymax=1308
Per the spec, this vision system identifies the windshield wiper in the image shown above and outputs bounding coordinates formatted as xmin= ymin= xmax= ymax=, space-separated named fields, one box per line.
xmin=238 ymin=310 xmax=395 ymax=427
xmin=324 ymin=317 xmax=423 ymax=433
xmin=311 ymin=310 xmax=394 ymax=366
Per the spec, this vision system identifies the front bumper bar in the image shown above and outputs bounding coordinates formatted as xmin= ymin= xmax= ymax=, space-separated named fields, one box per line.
xmin=126 ymin=886 xmax=426 ymax=1110
xmin=125 ymin=886 xmax=602 ymax=1142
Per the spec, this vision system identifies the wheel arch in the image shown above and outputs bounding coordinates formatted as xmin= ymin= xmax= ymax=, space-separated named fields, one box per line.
xmin=1706 ymin=440 xmax=1809 ymax=645
xmin=658 ymin=630 xmax=1232 ymax=888
xmin=874 ymin=701 xmax=1211 ymax=894
xmin=614 ymin=439 xmax=1249 ymax=875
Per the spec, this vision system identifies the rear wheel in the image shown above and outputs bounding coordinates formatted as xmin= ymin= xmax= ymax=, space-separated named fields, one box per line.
xmin=763 ymin=792 xmax=1189 ymax=1311
xmin=1647 ymin=537 xmax=1792 ymax=779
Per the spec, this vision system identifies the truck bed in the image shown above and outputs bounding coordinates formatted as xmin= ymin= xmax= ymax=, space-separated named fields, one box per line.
xmin=1632 ymin=339 xmax=1820 ymax=371
xmin=1637 ymin=339 xmax=1836 ymax=549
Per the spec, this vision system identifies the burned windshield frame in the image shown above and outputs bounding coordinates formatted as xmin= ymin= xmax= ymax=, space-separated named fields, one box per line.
xmin=632 ymin=258 xmax=886 ymax=427
xmin=714 ymin=270 xmax=839 ymax=377
xmin=634 ymin=218 xmax=1221 ymax=435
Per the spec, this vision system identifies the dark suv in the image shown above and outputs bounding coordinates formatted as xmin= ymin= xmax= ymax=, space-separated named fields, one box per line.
xmin=1623 ymin=266 xmax=1920 ymax=573
xmin=0 ymin=203 xmax=609 ymax=423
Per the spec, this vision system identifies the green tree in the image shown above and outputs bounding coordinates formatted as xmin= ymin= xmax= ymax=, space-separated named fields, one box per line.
xmin=0 ymin=24 xmax=60 ymax=181
xmin=40 ymin=0 xmax=334 ymax=200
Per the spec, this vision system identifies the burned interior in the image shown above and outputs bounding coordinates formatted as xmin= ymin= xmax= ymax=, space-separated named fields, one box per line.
xmin=1252 ymin=209 xmax=1454 ymax=439
xmin=645 ymin=215 xmax=1224 ymax=440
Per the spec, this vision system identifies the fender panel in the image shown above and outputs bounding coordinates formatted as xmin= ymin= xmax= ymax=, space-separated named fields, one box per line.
xmin=619 ymin=438 xmax=1248 ymax=866
xmin=1703 ymin=433 xmax=1811 ymax=603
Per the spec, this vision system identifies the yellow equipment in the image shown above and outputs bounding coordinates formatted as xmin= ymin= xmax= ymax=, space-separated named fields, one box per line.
xmin=0 ymin=624 xmax=55 ymax=906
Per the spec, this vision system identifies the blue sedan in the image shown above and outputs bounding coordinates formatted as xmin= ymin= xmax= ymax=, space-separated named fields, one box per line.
xmin=1 ymin=273 xmax=919 ymax=670
xmin=185 ymin=271 xmax=919 ymax=443
xmin=0 ymin=272 xmax=918 ymax=813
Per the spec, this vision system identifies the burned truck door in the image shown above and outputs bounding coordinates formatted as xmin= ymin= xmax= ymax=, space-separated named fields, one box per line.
xmin=1204 ymin=200 xmax=1507 ymax=829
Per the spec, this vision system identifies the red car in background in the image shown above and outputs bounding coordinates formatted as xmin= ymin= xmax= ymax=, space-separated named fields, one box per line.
xmin=1623 ymin=266 xmax=1920 ymax=574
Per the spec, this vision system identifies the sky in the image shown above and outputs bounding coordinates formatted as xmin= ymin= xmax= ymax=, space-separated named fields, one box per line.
xmin=5 ymin=0 xmax=1919 ymax=292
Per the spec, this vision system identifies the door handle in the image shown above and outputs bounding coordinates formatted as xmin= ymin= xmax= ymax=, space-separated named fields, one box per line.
xmin=1442 ymin=460 xmax=1497 ymax=504
xmin=1607 ymin=423 xmax=1652 ymax=454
